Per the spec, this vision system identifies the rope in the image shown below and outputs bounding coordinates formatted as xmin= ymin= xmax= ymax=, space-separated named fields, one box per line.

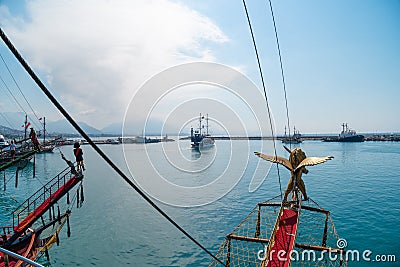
xmin=0 ymin=107 xmax=16 ymax=129
xmin=0 ymin=27 xmax=226 ymax=267
xmin=0 ymin=53 xmax=44 ymax=129
xmin=242 ymin=0 xmax=283 ymax=199
xmin=0 ymin=73 xmax=41 ymax=130
xmin=267 ymin=0 xmax=292 ymax=150
xmin=0 ymin=75 xmax=29 ymax=118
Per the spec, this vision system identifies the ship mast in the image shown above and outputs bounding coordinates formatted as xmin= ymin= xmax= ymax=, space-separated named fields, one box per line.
xmin=43 ymin=117 xmax=46 ymax=142
xmin=24 ymin=114 xmax=27 ymax=140
xmin=199 ymin=113 xmax=202 ymax=135
xmin=206 ymin=114 xmax=209 ymax=135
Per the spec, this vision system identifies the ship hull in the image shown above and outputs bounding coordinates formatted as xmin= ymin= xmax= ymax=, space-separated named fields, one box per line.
xmin=192 ymin=137 xmax=215 ymax=149
xmin=323 ymin=135 xmax=364 ymax=142
xmin=339 ymin=135 xmax=365 ymax=142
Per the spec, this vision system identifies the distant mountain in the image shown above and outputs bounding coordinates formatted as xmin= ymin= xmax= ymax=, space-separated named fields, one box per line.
xmin=0 ymin=111 xmax=102 ymax=135
xmin=101 ymin=119 xmax=194 ymax=136
xmin=46 ymin=119 xmax=102 ymax=135
xmin=0 ymin=111 xmax=177 ymax=136
xmin=101 ymin=122 xmax=123 ymax=135
xmin=0 ymin=112 xmax=27 ymax=130
xmin=0 ymin=124 xmax=23 ymax=136
xmin=102 ymin=119 xmax=164 ymax=136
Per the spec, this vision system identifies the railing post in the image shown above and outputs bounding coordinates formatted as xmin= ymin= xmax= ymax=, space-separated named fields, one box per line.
xmin=4 ymin=253 xmax=9 ymax=267
xmin=322 ymin=213 xmax=329 ymax=247
xmin=255 ymin=205 xmax=261 ymax=238
xmin=226 ymin=236 xmax=231 ymax=267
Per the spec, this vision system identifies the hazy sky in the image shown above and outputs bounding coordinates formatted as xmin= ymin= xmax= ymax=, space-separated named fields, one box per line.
xmin=0 ymin=0 xmax=398 ymax=134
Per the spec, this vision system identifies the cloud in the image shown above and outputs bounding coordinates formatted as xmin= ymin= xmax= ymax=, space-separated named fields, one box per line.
xmin=0 ymin=0 xmax=228 ymax=128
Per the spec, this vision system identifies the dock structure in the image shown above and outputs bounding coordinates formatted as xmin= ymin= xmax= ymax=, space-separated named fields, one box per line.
xmin=1 ymin=163 xmax=84 ymax=266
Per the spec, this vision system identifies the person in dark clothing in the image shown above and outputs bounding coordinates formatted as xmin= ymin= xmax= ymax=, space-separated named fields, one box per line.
xmin=29 ymin=128 xmax=41 ymax=151
xmin=73 ymin=142 xmax=85 ymax=171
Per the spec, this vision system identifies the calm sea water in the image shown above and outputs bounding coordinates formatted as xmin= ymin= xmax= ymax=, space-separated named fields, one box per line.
xmin=0 ymin=140 xmax=399 ymax=266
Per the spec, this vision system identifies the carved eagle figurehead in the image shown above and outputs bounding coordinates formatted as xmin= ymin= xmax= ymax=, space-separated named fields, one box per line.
xmin=254 ymin=146 xmax=333 ymax=174
xmin=288 ymin=147 xmax=307 ymax=171
xmin=254 ymin=146 xmax=334 ymax=201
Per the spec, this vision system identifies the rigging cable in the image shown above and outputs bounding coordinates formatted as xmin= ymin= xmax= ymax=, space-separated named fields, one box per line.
xmin=0 ymin=53 xmax=44 ymax=127
xmin=0 ymin=53 xmax=42 ymax=130
xmin=0 ymin=28 xmax=226 ymax=267
xmin=0 ymin=74 xmax=41 ymax=130
xmin=242 ymin=0 xmax=283 ymax=199
xmin=0 ymin=107 xmax=16 ymax=129
xmin=267 ymin=0 xmax=291 ymax=149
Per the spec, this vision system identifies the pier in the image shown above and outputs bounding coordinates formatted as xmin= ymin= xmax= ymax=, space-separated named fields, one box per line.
xmin=180 ymin=134 xmax=400 ymax=142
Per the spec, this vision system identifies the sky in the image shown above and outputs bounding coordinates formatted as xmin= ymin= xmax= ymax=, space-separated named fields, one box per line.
xmin=0 ymin=0 xmax=399 ymax=135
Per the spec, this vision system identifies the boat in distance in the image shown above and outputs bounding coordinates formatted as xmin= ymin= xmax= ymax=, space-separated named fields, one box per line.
xmin=191 ymin=113 xmax=215 ymax=149
xmin=281 ymin=126 xmax=302 ymax=144
xmin=323 ymin=123 xmax=364 ymax=142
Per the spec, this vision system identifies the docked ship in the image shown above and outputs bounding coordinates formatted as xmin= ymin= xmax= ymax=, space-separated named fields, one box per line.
xmin=324 ymin=123 xmax=364 ymax=142
xmin=190 ymin=113 xmax=215 ymax=149
xmin=0 ymin=134 xmax=9 ymax=149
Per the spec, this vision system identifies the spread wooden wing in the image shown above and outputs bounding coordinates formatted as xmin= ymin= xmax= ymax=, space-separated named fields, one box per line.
xmin=294 ymin=156 xmax=334 ymax=171
xmin=254 ymin=152 xmax=293 ymax=171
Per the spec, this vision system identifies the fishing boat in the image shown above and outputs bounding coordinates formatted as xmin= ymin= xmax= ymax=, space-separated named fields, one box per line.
xmin=281 ymin=126 xmax=302 ymax=144
xmin=191 ymin=113 xmax=215 ymax=149
xmin=0 ymin=139 xmax=37 ymax=172
xmin=38 ymin=145 xmax=55 ymax=153
xmin=37 ymin=117 xmax=56 ymax=153
xmin=323 ymin=123 xmax=364 ymax=142
xmin=210 ymin=147 xmax=347 ymax=267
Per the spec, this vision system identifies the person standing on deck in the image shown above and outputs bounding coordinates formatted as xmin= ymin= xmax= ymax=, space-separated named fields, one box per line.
xmin=29 ymin=127 xmax=41 ymax=151
xmin=9 ymin=140 xmax=16 ymax=160
xmin=73 ymin=142 xmax=85 ymax=171
xmin=60 ymin=152 xmax=77 ymax=175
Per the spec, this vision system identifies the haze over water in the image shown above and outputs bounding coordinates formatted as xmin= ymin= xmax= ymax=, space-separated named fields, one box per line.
xmin=0 ymin=140 xmax=399 ymax=266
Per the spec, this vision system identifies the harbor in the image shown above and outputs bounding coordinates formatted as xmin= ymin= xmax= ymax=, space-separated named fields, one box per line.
xmin=179 ymin=133 xmax=400 ymax=142
xmin=0 ymin=0 xmax=399 ymax=266
xmin=1 ymin=139 xmax=399 ymax=266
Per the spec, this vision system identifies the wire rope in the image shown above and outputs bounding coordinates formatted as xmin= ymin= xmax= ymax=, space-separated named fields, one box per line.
xmin=242 ymin=0 xmax=283 ymax=199
xmin=0 ymin=53 xmax=44 ymax=128
xmin=267 ymin=0 xmax=292 ymax=149
xmin=0 ymin=27 xmax=226 ymax=267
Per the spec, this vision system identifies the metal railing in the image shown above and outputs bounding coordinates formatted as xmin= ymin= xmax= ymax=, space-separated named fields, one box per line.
xmin=11 ymin=165 xmax=75 ymax=228
xmin=0 ymin=247 xmax=44 ymax=267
